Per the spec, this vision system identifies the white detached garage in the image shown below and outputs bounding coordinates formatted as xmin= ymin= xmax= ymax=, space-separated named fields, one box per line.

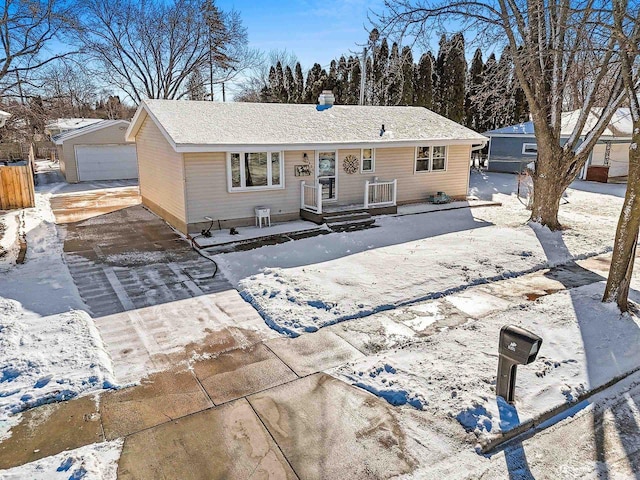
xmin=54 ymin=120 xmax=138 ymax=183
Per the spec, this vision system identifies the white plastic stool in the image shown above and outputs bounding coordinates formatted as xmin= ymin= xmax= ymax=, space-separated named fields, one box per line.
xmin=255 ymin=206 xmax=271 ymax=228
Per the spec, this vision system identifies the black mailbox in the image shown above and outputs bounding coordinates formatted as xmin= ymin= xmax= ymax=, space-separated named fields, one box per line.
xmin=497 ymin=325 xmax=542 ymax=403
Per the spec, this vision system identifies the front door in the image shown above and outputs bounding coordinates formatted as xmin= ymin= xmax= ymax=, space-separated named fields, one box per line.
xmin=317 ymin=151 xmax=337 ymax=202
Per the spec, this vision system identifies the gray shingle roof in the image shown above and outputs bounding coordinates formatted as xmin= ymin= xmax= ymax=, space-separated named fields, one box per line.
xmin=129 ymin=100 xmax=486 ymax=149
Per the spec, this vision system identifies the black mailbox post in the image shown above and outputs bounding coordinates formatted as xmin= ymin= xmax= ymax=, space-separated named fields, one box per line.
xmin=497 ymin=325 xmax=543 ymax=403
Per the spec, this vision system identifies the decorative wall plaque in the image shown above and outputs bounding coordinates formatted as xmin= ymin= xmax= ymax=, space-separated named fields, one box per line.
xmin=343 ymin=154 xmax=358 ymax=174
xmin=295 ymin=164 xmax=311 ymax=176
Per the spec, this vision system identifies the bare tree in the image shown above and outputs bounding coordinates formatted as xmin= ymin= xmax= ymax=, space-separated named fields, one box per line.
xmin=0 ymin=0 xmax=79 ymax=96
xmin=41 ymin=61 xmax=97 ymax=117
xmin=603 ymin=0 xmax=640 ymax=311
xmin=376 ymin=1 xmax=630 ymax=230
xmin=78 ymin=0 xmax=246 ymax=102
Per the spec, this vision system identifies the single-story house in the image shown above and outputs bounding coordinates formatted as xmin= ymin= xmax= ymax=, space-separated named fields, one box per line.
xmin=54 ymin=119 xmax=138 ymax=183
xmin=45 ymin=118 xmax=103 ymax=138
xmin=484 ymin=109 xmax=633 ymax=179
xmin=125 ymin=94 xmax=487 ymax=234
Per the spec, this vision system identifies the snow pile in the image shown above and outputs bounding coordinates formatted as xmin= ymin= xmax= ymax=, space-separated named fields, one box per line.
xmin=0 ymin=191 xmax=116 ymax=440
xmin=0 ymin=439 xmax=123 ymax=479
xmin=333 ymin=282 xmax=640 ymax=442
xmin=0 ymin=299 xmax=116 ymax=436
xmin=0 ymin=211 xmax=19 ymax=269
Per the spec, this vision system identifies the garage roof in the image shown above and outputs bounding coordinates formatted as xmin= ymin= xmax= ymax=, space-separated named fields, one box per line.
xmin=126 ymin=99 xmax=487 ymax=152
xmin=53 ymin=119 xmax=131 ymax=145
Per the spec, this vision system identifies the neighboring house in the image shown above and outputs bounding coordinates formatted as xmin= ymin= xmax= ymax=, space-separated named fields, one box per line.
xmin=125 ymin=94 xmax=487 ymax=234
xmin=484 ymin=109 xmax=633 ymax=179
xmin=45 ymin=118 xmax=103 ymax=138
xmin=54 ymin=120 xmax=137 ymax=183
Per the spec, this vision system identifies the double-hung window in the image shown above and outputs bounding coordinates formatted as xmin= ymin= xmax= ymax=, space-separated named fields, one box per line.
xmin=228 ymin=151 xmax=284 ymax=191
xmin=361 ymin=148 xmax=375 ymax=173
xmin=415 ymin=146 xmax=447 ymax=172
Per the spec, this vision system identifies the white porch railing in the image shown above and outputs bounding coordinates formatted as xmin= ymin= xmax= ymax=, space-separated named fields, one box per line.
xmin=301 ymin=180 xmax=322 ymax=214
xmin=364 ymin=179 xmax=397 ymax=208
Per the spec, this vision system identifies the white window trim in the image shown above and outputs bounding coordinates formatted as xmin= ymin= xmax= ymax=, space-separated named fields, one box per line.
xmin=414 ymin=145 xmax=448 ymax=173
xmin=227 ymin=150 xmax=285 ymax=192
xmin=522 ymin=143 xmax=538 ymax=155
xmin=360 ymin=148 xmax=375 ymax=173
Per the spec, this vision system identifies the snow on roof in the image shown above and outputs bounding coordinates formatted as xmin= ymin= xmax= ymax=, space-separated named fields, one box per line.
xmin=45 ymin=118 xmax=103 ymax=133
xmin=126 ymin=100 xmax=487 ymax=151
xmin=485 ymin=108 xmax=633 ymax=139
xmin=52 ymin=119 xmax=131 ymax=145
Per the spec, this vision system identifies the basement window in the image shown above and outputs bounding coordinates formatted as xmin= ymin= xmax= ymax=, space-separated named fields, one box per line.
xmin=228 ymin=151 xmax=285 ymax=192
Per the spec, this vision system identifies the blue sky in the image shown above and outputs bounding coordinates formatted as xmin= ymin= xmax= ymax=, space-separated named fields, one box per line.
xmin=216 ymin=0 xmax=384 ymax=70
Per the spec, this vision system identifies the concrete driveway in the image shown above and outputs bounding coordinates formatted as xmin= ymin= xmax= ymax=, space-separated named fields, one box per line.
xmin=56 ymin=200 xmax=231 ymax=318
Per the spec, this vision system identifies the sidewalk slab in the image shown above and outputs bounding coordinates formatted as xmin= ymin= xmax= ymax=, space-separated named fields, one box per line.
xmin=96 ymin=290 xmax=277 ymax=384
xmin=100 ymin=369 xmax=213 ymax=440
xmin=248 ymin=373 xmax=415 ymax=479
xmin=265 ymin=330 xmax=364 ymax=377
xmin=0 ymin=396 xmax=103 ymax=469
xmin=192 ymin=343 xmax=298 ymax=405
xmin=117 ymin=398 xmax=297 ymax=480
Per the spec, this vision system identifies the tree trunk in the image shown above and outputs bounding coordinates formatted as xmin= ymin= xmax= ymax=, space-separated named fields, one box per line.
xmin=603 ymin=122 xmax=640 ymax=311
xmin=529 ymin=137 xmax=566 ymax=230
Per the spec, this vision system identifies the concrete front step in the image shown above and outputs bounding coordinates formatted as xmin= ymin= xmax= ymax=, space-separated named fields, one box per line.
xmin=327 ymin=217 xmax=376 ymax=232
xmin=325 ymin=211 xmax=375 ymax=232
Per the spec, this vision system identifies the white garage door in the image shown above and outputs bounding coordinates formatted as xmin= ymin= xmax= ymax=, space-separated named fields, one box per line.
xmin=76 ymin=144 xmax=138 ymax=181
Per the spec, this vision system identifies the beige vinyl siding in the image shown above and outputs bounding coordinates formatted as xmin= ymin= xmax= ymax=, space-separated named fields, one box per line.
xmin=59 ymin=123 xmax=132 ymax=183
xmin=373 ymin=145 xmax=471 ymax=202
xmin=136 ymin=117 xmax=187 ymax=229
xmin=184 ymin=150 xmax=314 ymax=227
xmin=333 ymin=145 xmax=470 ymax=205
xmin=336 ymin=149 xmax=372 ymax=205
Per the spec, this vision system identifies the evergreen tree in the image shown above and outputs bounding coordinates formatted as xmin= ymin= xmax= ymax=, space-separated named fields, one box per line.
xmin=328 ymin=59 xmax=338 ymax=93
xmin=284 ymin=65 xmax=295 ymax=103
xmin=275 ymin=61 xmax=286 ymax=102
xmin=304 ymin=63 xmax=325 ymax=103
xmin=444 ymin=33 xmax=466 ymax=122
xmin=466 ymin=48 xmax=484 ymax=130
xmin=186 ymin=70 xmax=206 ymax=101
xmin=365 ymin=56 xmax=374 ymax=104
xmin=347 ymin=56 xmax=361 ymax=105
xmin=415 ymin=52 xmax=434 ymax=109
xmin=260 ymin=66 xmax=278 ymax=102
xmin=386 ymin=42 xmax=402 ymax=105
xmin=294 ymin=62 xmax=304 ymax=103
xmin=336 ymin=55 xmax=349 ymax=104
xmin=479 ymin=53 xmax=498 ymax=131
xmin=372 ymin=38 xmax=389 ymax=105
xmin=434 ymin=34 xmax=448 ymax=115
xmin=400 ymin=46 xmax=414 ymax=105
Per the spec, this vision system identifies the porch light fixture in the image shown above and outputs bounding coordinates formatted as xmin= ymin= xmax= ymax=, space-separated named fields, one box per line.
xmin=303 ymin=152 xmax=309 ymax=164
xmin=380 ymin=124 xmax=385 ymax=136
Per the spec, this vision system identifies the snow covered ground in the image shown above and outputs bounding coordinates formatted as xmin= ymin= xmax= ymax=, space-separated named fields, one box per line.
xmin=0 ymin=185 xmax=116 ymax=440
xmin=220 ymin=171 xmax=622 ymax=335
xmin=0 ymin=439 xmax=123 ymax=479
xmin=331 ymin=281 xmax=640 ymax=443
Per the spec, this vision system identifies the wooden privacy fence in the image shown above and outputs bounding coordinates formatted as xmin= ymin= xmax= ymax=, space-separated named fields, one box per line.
xmin=0 ymin=147 xmax=35 ymax=210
